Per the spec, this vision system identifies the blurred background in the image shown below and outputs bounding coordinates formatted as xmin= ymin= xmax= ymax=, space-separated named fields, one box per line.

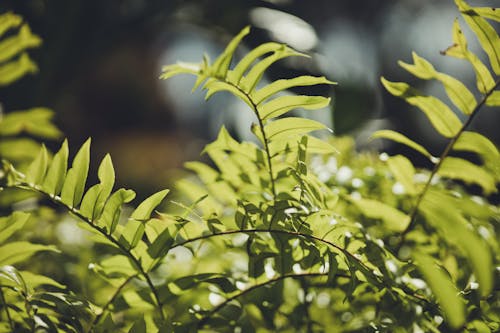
xmin=1 ymin=0 xmax=498 ymax=198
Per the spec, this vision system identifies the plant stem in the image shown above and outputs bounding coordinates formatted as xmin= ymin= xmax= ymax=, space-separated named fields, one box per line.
xmin=0 ymin=287 xmax=13 ymax=331
xmin=399 ymin=78 xmax=500 ymax=243
xmin=87 ymin=274 xmax=138 ymax=333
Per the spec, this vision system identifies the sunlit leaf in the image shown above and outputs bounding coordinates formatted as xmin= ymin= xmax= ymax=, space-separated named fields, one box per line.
xmin=203 ymin=79 xmax=252 ymax=108
xmin=399 ymin=52 xmax=476 ymax=114
xmin=371 ymin=130 xmax=433 ymax=160
xmin=454 ymin=131 xmax=500 ymax=179
xmin=0 ymin=211 xmax=30 ymax=243
xmin=0 ymin=24 xmax=41 ymax=63
xmin=0 ymin=52 xmax=38 ymax=86
xmin=473 ymin=6 xmax=500 ymax=22
xmin=211 ymin=26 xmax=250 ymax=78
xmin=438 ymin=157 xmax=497 ymax=194
xmin=265 ymin=117 xmax=328 ymax=141
xmin=41 ymin=139 xmax=69 ymax=196
xmin=258 ymin=95 xmax=331 ymax=121
xmin=61 ymin=138 xmax=91 ymax=207
xmin=0 ymin=241 xmax=59 ymax=265
xmin=131 ymin=189 xmax=169 ymax=221
xmin=381 ymin=78 xmax=462 ymax=138
xmin=349 ymin=197 xmax=410 ymax=232
xmin=119 ymin=219 xmax=145 ymax=249
xmin=252 ymin=76 xmax=335 ymax=105
xmin=98 ymin=188 xmax=136 ymax=234
xmin=0 ymin=12 xmax=22 ymax=36
xmin=456 ymin=0 xmax=500 ymax=74
xmin=386 ymin=155 xmax=417 ymax=195
xmin=0 ymin=108 xmax=62 ymax=138
xmin=413 ymin=251 xmax=465 ymax=329
xmin=25 ymin=144 xmax=49 ymax=185
xmin=486 ymin=91 xmax=500 ymax=106
xmin=128 ymin=317 xmax=146 ymax=333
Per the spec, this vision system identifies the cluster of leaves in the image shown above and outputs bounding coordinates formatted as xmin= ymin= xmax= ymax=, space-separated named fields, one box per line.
xmin=0 ymin=0 xmax=499 ymax=332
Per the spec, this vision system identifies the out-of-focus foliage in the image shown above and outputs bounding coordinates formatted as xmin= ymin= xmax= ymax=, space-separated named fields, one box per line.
xmin=1 ymin=1 xmax=499 ymax=332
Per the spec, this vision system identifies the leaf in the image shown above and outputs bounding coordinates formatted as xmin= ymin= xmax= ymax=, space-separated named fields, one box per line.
xmin=0 ymin=265 xmax=27 ymax=293
xmin=252 ymin=76 xmax=335 ymax=105
xmin=172 ymin=273 xmax=236 ymax=293
xmin=0 ymin=241 xmax=59 ymax=266
xmin=128 ymin=317 xmax=146 ymax=333
xmin=442 ymin=20 xmax=495 ymax=94
xmin=438 ymin=157 xmax=497 ymax=194
xmin=119 ymin=219 xmax=145 ymax=250
xmin=41 ymin=139 xmax=69 ymax=196
xmin=371 ymin=130 xmax=434 ymax=160
xmin=258 ymin=95 xmax=331 ymax=121
xmin=211 ymin=26 xmax=250 ymax=78
xmin=350 ymin=197 xmax=410 ymax=232
xmin=0 ymin=12 xmax=22 ymax=37
xmin=0 ymin=52 xmax=38 ymax=86
xmin=420 ymin=190 xmax=493 ymax=297
xmin=147 ymin=228 xmax=174 ymax=260
xmin=412 ymin=252 xmax=465 ymax=329
xmin=399 ymin=52 xmax=476 ymax=114
xmin=0 ymin=23 xmax=41 ymax=63
xmin=97 ymin=188 xmax=136 ymax=234
xmin=473 ymin=6 xmax=500 ymax=22
xmin=0 ymin=211 xmax=30 ymax=243
xmin=240 ymin=46 xmax=306 ymax=93
xmin=265 ymin=117 xmax=328 ymax=141
xmin=454 ymin=131 xmax=500 ymax=179
xmin=0 ymin=108 xmax=62 ymax=138
xmin=381 ymin=78 xmax=462 ymax=138
xmin=24 ymin=144 xmax=49 ymax=185
xmin=486 ymin=90 xmax=500 ymax=106
xmin=60 ymin=138 xmax=91 ymax=207
xmin=456 ymin=0 xmax=500 ymax=75
xmin=203 ymin=79 xmax=252 ymax=108
xmin=386 ymin=155 xmax=417 ymax=195
xmin=130 ymin=189 xmax=169 ymax=221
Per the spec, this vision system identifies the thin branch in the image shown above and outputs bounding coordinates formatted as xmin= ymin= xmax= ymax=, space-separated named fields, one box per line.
xmin=0 ymin=287 xmax=13 ymax=331
xmin=87 ymin=274 xmax=138 ymax=333
xmin=399 ymin=78 xmax=500 ymax=243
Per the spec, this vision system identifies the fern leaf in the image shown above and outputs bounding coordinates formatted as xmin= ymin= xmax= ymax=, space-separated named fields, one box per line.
xmin=0 ymin=241 xmax=59 ymax=266
xmin=486 ymin=90 xmax=500 ymax=106
xmin=349 ymin=197 xmax=410 ymax=232
xmin=130 ymin=189 xmax=169 ymax=221
xmin=454 ymin=131 xmax=500 ymax=179
xmin=381 ymin=78 xmax=462 ymax=138
xmin=97 ymin=188 xmax=136 ymax=234
xmin=456 ymin=0 xmax=500 ymax=75
xmin=473 ymin=6 xmax=500 ymax=22
xmin=80 ymin=154 xmax=115 ymax=219
xmin=203 ymin=79 xmax=252 ymax=107
xmin=264 ymin=117 xmax=328 ymax=141
xmin=0 ymin=212 xmax=30 ymax=243
xmin=399 ymin=52 xmax=477 ymax=114
xmin=412 ymin=252 xmax=465 ymax=329
xmin=0 ymin=24 xmax=41 ymax=63
xmin=438 ymin=157 xmax=497 ymax=194
xmin=258 ymin=95 xmax=331 ymax=121
xmin=252 ymin=76 xmax=335 ymax=105
xmin=371 ymin=130 xmax=434 ymax=160
xmin=60 ymin=138 xmax=91 ymax=207
xmin=0 ymin=12 xmax=23 ymax=36
xmin=25 ymin=144 xmax=49 ymax=185
xmin=41 ymin=139 xmax=68 ymax=196
xmin=211 ymin=26 xmax=250 ymax=78
xmin=386 ymin=155 xmax=417 ymax=195
xmin=442 ymin=19 xmax=495 ymax=94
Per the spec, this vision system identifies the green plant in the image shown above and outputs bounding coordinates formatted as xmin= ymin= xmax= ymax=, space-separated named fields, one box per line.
xmin=1 ymin=0 xmax=499 ymax=332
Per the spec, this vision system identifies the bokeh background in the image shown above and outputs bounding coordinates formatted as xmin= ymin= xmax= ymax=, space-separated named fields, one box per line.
xmin=1 ymin=0 xmax=498 ymax=198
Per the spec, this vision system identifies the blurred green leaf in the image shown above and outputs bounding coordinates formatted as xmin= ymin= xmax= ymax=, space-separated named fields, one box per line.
xmin=41 ymin=139 xmax=68 ymax=196
xmin=439 ymin=157 xmax=497 ymax=194
xmin=61 ymin=138 xmax=91 ymax=207
xmin=0 ymin=241 xmax=59 ymax=266
xmin=258 ymin=95 xmax=331 ymax=120
xmin=0 ymin=211 xmax=30 ymax=243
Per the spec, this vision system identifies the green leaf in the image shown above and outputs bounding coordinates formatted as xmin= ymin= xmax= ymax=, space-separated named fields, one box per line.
xmin=0 ymin=211 xmax=30 ymax=243
xmin=386 ymin=155 xmax=417 ymax=195
xmin=25 ymin=144 xmax=49 ymax=185
xmin=381 ymin=78 xmax=462 ymax=138
xmin=130 ymin=189 xmax=169 ymax=221
xmin=350 ymin=197 xmax=410 ymax=232
xmin=119 ymin=219 xmax=145 ymax=249
xmin=258 ymin=95 xmax=331 ymax=121
xmin=454 ymin=131 xmax=500 ymax=179
xmin=211 ymin=26 xmax=250 ymax=78
xmin=442 ymin=19 xmax=495 ymax=94
xmin=420 ymin=190 xmax=493 ymax=297
xmin=486 ymin=90 xmax=500 ymax=106
xmin=265 ymin=117 xmax=328 ymax=141
xmin=61 ymin=138 xmax=91 ymax=207
xmin=0 ymin=52 xmax=38 ymax=86
xmin=473 ymin=6 xmax=500 ymax=22
xmin=128 ymin=317 xmax=146 ymax=333
xmin=0 ymin=108 xmax=62 ymax=138
xmin=456 ymin=0 xmax=500 ymax=75
xmin=252 ymin=76 xmax=335 ymax=105
xmin=438 ymin=157 xmax=497 ymax=194
xmin=0 ymin=23 xmax=41 ymax=63
xmin=0 ymin=12 xmax=23 ymax=37
xmin=240 ymin=46 xmax=306 ymax=93
xmin=97 ymin=188 xmax=136 ymax=234
xmin=203 ymin=79 xmax=252 ymax=108
xmin=371 ymin=130 xmax=433 ymax=160
xmin=399 ymin=52 xmax=476 ymax=114
xmin=0 ymin=265 xmax=27 ymax=293
xmin=20 ymin=270 xmax=66 ymax=289
xmin=41 ymin=139 xmax=69 ymax=196
xmin=412 ymin=252 xmax=465 ymax=329
xmin=0 ymin=241 xmax=59 ymax=265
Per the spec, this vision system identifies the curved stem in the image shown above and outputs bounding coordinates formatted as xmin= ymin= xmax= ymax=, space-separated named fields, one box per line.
xmin=15 ymin=184 xmax=166 ymax=321
xmin=0 ymin=287 xmax=13 ymax=331
xmin=399 ymin=78 xmax=500 ymax=243
xmin=87 ymin=274 xmax=138 ymax=333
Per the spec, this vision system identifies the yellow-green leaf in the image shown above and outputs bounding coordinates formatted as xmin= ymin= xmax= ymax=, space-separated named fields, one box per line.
xmin=0 ymin=52 xmax=38 ymax=86
xmin=25 ymin=144 xmax=49 ymax=185
xmin=41 ymin=139 xmax=69 ymax=196
xmin=0 ymin=212 xmax=30 ymax=243
xmin=203 ymin=79 xmax=252 ymax=108
xmin=486 ymin=90 xmax=500 ymax=106
xmin=413 ymin=252 xmax=465 ymax=329
xmin=252 ymin=76 xmax=335 ymax=105
xmin=0 ymin=12 xmax=23 ymax=37
xmin=381 ymin=78 xmax=462 ymax=138
xmin=439 ymin=157 xmax=497 ymax=194
xmin=61 ymin=138 xmax=91 ymax=207
xmin=212 ymin=26 xmax=250 ymax=78
xmin=130 ymin=189 xmax=169 ymax=221
xmin=119 ymin=219 xmax=145 ymax=250
xmin=0 ymin=241 xmax=59 ymax=266
xmin=258 ymin=95 xmax=330 ymax=121
xmin=265 ymin=117 xmax=328 ymax=141
xmin=473 ymin=7 xmax=500 ymax=22
xmin=350 ymin=197 xmax=410 ymax=232
xmin=386 ymin=155 xmax=417 ymax=195
xmin=399 ymin=52 xmax=476 ymax=114
xmin=0 ymin=24 xmax=41 ymax=63
xmin=97 ymin=188 xmax=136 ymax=234
xmin=371 ymin=130 xmax=433 ymax=160
xmin=456 ymin=0 xmax=500 ymax=75
xmin=454 ymin=131 xmax=500 ymax=179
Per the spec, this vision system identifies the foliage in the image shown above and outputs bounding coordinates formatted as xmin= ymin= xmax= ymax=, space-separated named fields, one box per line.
xmin=0 ymin=1 xmax=499 ymax=332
